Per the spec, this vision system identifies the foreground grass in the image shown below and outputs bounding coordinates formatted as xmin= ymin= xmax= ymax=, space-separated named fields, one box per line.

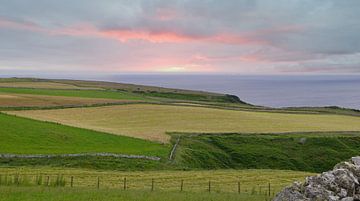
xmin=0 ymin=113 xmax=168 ymax=156
xmin=7 ymin=104 xmax=360 ymax=143
xmin=0 ymin=167 xmax=312 ymax=194
xmin=0 ymin=187 xmax=269 ymax=201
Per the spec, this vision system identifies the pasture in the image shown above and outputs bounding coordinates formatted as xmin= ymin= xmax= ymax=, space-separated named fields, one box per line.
xmin=0 ymin=88 xmax=150 ymax=101
xmin=0 ymin=113 xmax=168 ymax=156
xmin=0 ymin=81 xmax=100 ymax=90
xmin=0 ymin=167 xmax=313 ymax=195
xmin=7 ymin=104 xmax=360 ymax=143
xmin=0 ymin=78 xmax=242 ymax=104
xmin=0 ymin=187 xmax=268 ymax=201
xmin=0 ymin=93 xmax=135 ymax=108
xmin=174 ymin=132 xmax=360 ymax=172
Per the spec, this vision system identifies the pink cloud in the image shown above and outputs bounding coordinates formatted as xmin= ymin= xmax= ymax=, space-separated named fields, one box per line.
xmin=0 ymin=18 xmax=269 ymax=45
xmin=0 ymin=18 xmax=44 ymax=32
xmin=99 ymin=29 xmax=196 ymax=43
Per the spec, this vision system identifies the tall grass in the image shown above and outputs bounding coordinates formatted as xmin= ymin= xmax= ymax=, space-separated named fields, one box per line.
xmin=0 ymin=187 xmax=270 ymax=201
xmin=0 ymin=174 xmax=65 ymax=187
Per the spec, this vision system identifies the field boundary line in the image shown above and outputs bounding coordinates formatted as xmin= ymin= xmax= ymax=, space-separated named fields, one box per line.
xmin=0 ymin=153 xmax=161 ymax=161
xmin=169 ymin=136 xmax=181 ymax=160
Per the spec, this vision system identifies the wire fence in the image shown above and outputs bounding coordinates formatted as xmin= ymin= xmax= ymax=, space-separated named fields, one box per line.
xmin=0 ymin=173 xmax=282 ymax=199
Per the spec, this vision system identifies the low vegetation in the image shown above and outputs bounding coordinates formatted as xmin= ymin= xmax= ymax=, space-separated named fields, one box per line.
xmin=7 ymin=104 xmax=360 ymax=143
xmin=174 ymin=132 xmax=360 ymax=172
xmin=0 ymin=113 xmax=168 ymax=156
xmin=0 ymin=81 xmax=100 ymax=90
xmin=0 ymin=167 xmax=313 ymax=195
xmin=0 ymin=187 xmax=268 ymax=201
xmin=0 ymin=88 xmax=149 ymax=101
xmin=0 ymin=78 xmax=246 ymax=104
xmin=0 ymin=93 xmax=135 ymax=108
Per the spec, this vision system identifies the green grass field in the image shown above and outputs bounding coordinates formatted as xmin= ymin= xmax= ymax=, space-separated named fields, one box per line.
xmin=0 ymin=78 xmax=246 ymax=104
xmin=0 ymin=167 xmax=312 ymax=195
xmin=0 ymin=93 xmax=135 ymax=109
xmin=7 ymin=104 xmax=360 ymax=143
xmin=0 ymin=187 xmax=270 ymax=201
xmin=0 ymin=113 xmax=168 ymax=156
xmin=0 ymin=88 xmax=149 ymax=101
xmin=0 ymin=81 xmax=101 ymax=90
xmin=174 ymin=133 xmax=360 ymax=172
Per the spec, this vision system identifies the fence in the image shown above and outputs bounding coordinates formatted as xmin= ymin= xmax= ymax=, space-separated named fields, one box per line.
xmin=0 ymin=173 xmax=281 ymax=198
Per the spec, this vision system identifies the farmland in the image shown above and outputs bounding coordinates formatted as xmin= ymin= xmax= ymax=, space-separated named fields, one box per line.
xmin=0 ymin=167 xmax=313 ymax=201
xmin=0 ymin=88 xmax=150 ymax=101
xmin=1 ymin=78 xmax=360 ymax=200
xmin=0 ymin=113 xmax=168 ymax=156
xmin=0 ymin=81 xmax=101 ymax=90
xmin=0 ymin=93 xmax=136 ymax=108
xmin=7 ymin=104 xmax=360 ymax=142
xmin=174 ymin=132 xmax=360 ymax=172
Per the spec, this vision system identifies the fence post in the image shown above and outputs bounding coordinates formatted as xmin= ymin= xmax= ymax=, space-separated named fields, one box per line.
xmin=70 ymin=176 xmax=73 ymax=187
xmin=268 ymin=183 xmax=271 ymax=197
xmin=259 ymin=185 xmax=262 ymax=194
xmin=208 ymin=180 xmax=211 ymax=193
xmin=97 ymin=177 xmax=100 ymax=189
xmin=180 ymin=179 xmax=183 ymax=192
xmin=123 ymin=177 xmax=127 ymax=190
xmin=151 ymin=179 xmax=154 ymax=191
xmin=238 ymin=181 xmax=241 ymax=194
xmin=46 ymin=176 xmax=50 ymax=186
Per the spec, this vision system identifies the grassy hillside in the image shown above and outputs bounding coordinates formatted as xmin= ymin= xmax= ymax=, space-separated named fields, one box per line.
xmin=7 ymin=104 xmax=360 ymax=143
xmin=0 ymin=78 xmax=248 ymax=104
xmin=0 ymin=113 xmax=168 ymax=156
xmin=174 ymin=133 xmax=360 ymax=172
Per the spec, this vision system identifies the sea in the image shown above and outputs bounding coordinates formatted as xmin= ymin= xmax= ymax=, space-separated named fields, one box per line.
xmin=102 ymin=74 xmax=360 ymax=110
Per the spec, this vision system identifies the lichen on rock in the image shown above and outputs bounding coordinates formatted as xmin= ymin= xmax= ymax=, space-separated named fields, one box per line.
xmin=274 ymin=157 xmax=360 ymax=201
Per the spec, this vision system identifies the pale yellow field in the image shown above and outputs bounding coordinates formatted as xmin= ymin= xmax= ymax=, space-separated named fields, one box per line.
xmin=7 ymin=104 xmax=360 ymax=143
xmin=0 ymin=93 xmax=132 ymax=108
xmin=0 ymin=82 xmax=100 ymax=90
xmin=0 ymin=167 xmax=312 ymax=193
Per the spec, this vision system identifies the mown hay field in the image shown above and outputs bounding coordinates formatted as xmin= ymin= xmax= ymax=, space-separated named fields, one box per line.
xmin=0 ymin=93 xmax=136 ymax=108
xmin=0 ymin=81 xmax=100 ymax=90
xmin=0 ymin=167 xmax=313 ymax=194
xmin=0 ymin=88 xmax=150 ymax=101
xmin=7 ymin=104 xmax=360 ymax=143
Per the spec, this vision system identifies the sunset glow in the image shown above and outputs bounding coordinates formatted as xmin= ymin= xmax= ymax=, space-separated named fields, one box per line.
xmin=0 ymin=1 xmax=359 ymax=74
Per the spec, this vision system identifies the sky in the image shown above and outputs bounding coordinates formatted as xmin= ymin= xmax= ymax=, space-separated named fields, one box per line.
xmin=0 ymin=0 xmax=360 ymax=75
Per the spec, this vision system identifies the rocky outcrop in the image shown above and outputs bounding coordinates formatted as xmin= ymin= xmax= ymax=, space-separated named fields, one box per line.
xmin=274 ymin=157 xmax=360 ymax=201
